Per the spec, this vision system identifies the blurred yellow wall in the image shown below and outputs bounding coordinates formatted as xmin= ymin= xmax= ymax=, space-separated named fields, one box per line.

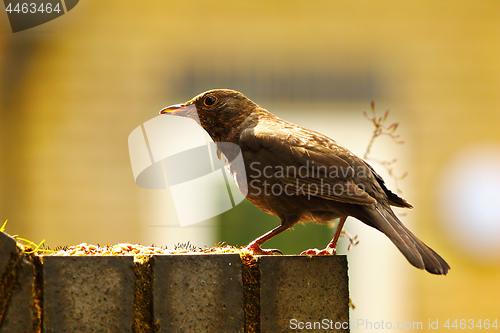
xmin=1 ymin=1 xmax=499 ymax=330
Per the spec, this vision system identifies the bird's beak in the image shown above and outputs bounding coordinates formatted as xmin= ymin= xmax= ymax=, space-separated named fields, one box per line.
xmin=159 ymin=103 xmax=195 ymax=116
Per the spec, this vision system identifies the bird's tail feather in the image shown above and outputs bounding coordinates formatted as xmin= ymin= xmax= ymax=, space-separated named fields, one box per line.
xmin=363 ymin=205 xmax=450 ymax=275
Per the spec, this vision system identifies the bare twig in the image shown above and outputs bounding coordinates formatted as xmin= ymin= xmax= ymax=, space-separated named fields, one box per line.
xmin=363 ymin=101 xmax=407 ymax=193
xmin=340 ymin=230 xmax=359 ymax=250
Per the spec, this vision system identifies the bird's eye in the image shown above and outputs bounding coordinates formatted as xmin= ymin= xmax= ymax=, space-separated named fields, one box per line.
xmin=203 ymin=95 xmax=217 ymax=106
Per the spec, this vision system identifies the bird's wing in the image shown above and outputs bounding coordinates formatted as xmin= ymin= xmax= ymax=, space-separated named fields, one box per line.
xmin=239 ymin=127 xmax=377 ymax=205
xmin=366 ymin=163 xmax=413 ymax=208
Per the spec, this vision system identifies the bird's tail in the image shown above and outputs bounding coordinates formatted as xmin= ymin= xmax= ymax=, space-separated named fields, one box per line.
xmin=360 ymin=205 xmax=450 ymax=275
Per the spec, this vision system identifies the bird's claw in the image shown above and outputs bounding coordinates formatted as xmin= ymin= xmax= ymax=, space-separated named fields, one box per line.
xmin=243 ymin=245 xmax=283 ymax=256
xmin=300 ymin=247 xmax=336 ymax=256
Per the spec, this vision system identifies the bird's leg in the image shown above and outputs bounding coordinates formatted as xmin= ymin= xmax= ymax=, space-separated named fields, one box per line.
xmin=300 ymin=216 xmax=348 ymax=256
xmin=243 ymin=217 xmax=297 ymax=255
xmin=324 ymin=216 xmax=348 ymax=253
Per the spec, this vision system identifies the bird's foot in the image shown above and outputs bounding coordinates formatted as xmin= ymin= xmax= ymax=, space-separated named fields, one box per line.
xmin=300 ymin=247 xmax=336 ymax=256
xmin=242 ymin=244 xmax=282 ymax=256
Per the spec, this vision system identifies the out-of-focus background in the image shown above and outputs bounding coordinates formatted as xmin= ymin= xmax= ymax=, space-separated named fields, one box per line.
xmin=1 ymin=1 xmax=499 ymax=331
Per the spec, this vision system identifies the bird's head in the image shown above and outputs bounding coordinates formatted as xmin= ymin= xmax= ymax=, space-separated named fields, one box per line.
xmin=160 ymin=89 xmax=259 ymax=143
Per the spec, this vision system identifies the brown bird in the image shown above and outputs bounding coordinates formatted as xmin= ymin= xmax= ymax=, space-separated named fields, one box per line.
xmin=160 ymin=89 xmax=450 ymax=275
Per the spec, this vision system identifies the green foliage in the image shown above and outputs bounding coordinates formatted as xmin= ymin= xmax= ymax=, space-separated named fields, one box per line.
xmin=215 ymin=200 xmax=334 ymax=255
xmin=0 ymin=220 xmax=54 ymax=254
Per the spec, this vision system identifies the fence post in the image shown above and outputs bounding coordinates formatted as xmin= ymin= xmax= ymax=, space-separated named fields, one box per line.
xmin=0 ymin=232 xmax=350 ymax=332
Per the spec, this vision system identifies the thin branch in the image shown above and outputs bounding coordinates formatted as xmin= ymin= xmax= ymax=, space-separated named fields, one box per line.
xmin=363 ymin=102 xmax=407 ymax=193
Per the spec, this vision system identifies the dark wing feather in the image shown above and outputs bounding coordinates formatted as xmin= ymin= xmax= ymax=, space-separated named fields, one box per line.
xmin=366 ymin=164 xmax=413 ymax=208
xmin=240 ymin=127 xmax=376 ymax=205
